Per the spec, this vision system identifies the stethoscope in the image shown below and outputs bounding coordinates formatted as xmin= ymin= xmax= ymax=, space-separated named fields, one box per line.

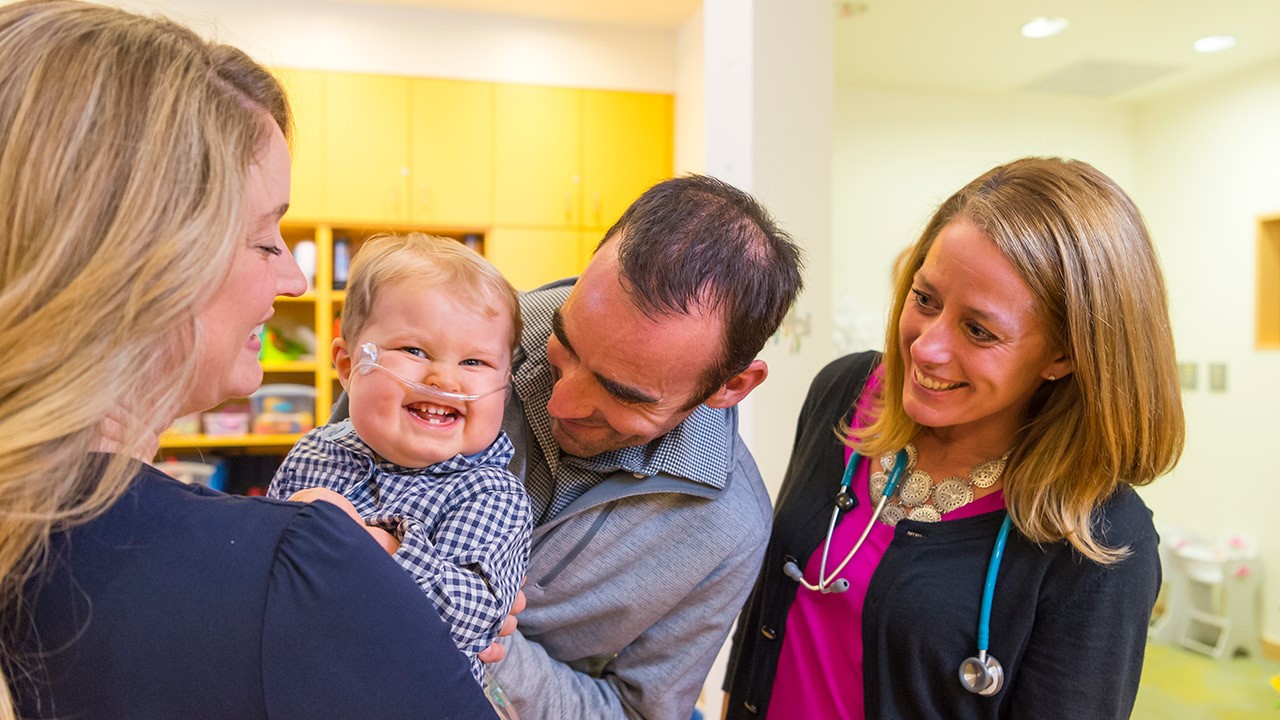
xmin=782 ymin=449 xmax=1014 ymax=697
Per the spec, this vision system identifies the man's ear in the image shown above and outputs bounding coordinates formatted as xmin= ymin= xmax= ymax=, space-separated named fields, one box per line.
xmin=332 ymin=338 xmax=353 ymax=391
xmin=703 ymin=359 xmax=768 ymax=409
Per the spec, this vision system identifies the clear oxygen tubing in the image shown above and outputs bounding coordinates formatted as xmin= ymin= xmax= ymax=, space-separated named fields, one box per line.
xmin=353 ymin=341 xmax=509 ymax=403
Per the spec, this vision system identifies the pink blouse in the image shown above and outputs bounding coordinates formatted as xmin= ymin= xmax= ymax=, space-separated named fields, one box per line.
xmin=766 ymin=371 xmax=1005 ymax=720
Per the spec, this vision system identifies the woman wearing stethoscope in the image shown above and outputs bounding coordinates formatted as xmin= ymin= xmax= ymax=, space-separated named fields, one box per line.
xmin=723 ymin=158 xmax=1184 ymax=719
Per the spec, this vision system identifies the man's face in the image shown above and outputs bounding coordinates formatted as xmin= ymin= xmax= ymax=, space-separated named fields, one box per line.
xmin=543 ymin=240 xmax=726 ymax=458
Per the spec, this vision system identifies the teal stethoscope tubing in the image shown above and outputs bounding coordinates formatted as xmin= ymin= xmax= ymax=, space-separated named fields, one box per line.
xmin=978 ymin=514 xmax=1013 ymax=652
xmin=786 ymin=450 xmax=1014 ymax=696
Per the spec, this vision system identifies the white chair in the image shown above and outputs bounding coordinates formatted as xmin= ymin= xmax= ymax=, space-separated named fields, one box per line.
xmin=1148 ymin=529 xmax=1193 ymax=645
xmin=1172 ymin=536 xmax=1264 ymax=660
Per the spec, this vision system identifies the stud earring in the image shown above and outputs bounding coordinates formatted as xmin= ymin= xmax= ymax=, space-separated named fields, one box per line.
xmin=1046 ymin=375 xmax=1057 ymax=382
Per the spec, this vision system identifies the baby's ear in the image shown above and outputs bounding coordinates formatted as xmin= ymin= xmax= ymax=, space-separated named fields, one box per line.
xmin=332 ymin=338 xmax=353 ymax=390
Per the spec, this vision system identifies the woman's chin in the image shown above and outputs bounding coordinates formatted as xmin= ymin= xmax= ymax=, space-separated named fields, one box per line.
xmin=224 ymin=364 xmax=264 ymax=401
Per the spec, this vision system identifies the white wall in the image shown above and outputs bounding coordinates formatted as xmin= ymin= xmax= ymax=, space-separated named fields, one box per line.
xmin=110 ymin=0 xmax=677 ymax=90
xmin=831 ymin=85 xmax=1136 ymax=357
xmin=832 ymin=74 xmax=1280 ymax=643
xmin=703 ymin=0 xmax=836 ymax=493
xmin=1133 ymin=57 xmax=1280 ymax=642
xmin=674 ymin=6 xmax=706 ymax=174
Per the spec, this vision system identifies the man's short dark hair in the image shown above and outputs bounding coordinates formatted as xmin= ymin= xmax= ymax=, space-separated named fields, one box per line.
xmin=598 ymin=174 xmax=805 ymax=407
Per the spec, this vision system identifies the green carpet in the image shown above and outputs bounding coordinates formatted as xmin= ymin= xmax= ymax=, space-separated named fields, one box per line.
xmin=1134 ymin=642 xmax=1280 ymax=719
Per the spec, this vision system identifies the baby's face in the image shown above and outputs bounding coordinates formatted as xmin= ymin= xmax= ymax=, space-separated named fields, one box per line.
xmin=337 ymin=277 xmax=512 ymax=468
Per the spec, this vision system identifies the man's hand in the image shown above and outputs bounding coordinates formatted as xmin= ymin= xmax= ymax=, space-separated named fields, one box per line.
xmin=478 ymin=585 xmax=527 ymax=663
xmin=288 ymin=487 xmax=400 ymax=554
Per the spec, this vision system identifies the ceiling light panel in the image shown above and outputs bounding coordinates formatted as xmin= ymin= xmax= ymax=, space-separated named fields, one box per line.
xmin=1021 ymin=17 xmax=1069 ymax=39
xmin=1193 ymin=35 xmax=1237 ymax=53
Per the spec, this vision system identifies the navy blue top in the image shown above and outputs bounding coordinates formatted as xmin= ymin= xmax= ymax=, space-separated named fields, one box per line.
xmin=5 ymin=459 xmax=497 ymax=720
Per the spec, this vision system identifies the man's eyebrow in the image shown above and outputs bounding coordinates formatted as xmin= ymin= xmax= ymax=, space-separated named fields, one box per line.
xmin=597 ymin=374 xmax=657 ymax=405
xmin=553 ymin=308 xmax=658 ymax=405
xmin=552 ymin=309 xmax=576 ymax=358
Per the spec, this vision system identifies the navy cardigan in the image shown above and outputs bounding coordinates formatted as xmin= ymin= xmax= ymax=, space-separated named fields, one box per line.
xmin=725 ymin=353 xmax=1160 ymax=719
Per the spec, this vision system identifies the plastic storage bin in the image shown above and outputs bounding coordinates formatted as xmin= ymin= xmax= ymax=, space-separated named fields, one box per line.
xmin=167 ymin=412 xmax=201 ymax=436
xmin=203 ymin=410 xmax=250 ymax=436
xmin=250 ymin=383 xmax=316 ymax=434
xmin=153 ymin=460 xmax=217 ymax=486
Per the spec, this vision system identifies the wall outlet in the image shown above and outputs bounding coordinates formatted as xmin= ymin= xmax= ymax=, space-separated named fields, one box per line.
xmin=1178 ymin=362 xmax=1198 ymax=390
xmin=1208 ymin=362 xmax=1228 ymax=392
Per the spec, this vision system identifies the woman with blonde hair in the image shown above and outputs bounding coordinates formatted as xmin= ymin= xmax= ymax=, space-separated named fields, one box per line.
xmin=726 ymin=157 xmax=1182 ymax=719
xmin=0 ymin=2 xmax=495 ymax=717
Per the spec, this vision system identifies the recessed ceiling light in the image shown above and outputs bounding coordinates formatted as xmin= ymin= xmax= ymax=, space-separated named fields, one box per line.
xmin=1193 ymin=35 xmax=1237 ymax=53
xmin=1021 ymin=17 xmax=1069 ymax=39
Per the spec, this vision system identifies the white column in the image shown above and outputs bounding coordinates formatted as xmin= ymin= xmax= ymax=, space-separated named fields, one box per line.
xmin=694 ymin=3 xmax=834 ymax=718
xmin=703 ymin=0 xmax=835 ymax=497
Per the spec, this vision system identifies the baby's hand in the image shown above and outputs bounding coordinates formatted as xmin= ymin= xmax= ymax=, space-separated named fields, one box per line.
xmin=288 ymin=487 xmax=362 ymax=522
xmin=287 ymin=487 xmax=399 ymax=555
xmin=478 ymin=582 xmax=527 ymax=664
xmin=364 ymin=525 xmax=401 ymax=555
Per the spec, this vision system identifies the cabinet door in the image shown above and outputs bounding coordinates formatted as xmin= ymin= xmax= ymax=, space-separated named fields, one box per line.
xmin=273 ymin=68 xmax=326 ymax=222
xmin=582 ymin=90 xmax=673 ymax=231
xmin=486 ymin=228 xmax=582 ymax=291
xmin=410 ymin=78 xmax=493 ymax=227
xmin=579 ymin=228 xmax=606 ymax=271
xmin=494 ymin=84 xmax=581 ymax=228
xmin=324 ymin=73 xmax=410 ymax=225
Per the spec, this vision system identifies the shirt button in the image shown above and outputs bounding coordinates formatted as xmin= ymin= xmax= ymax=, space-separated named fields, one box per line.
xmin=760 ymin=626 xmax=776 ymax=640
xmin=743 ymin=701 xmax=759 ymax=714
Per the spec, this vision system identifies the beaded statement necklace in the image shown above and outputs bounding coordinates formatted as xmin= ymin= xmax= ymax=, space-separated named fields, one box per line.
xmin=870 ymin=442 xmax=1009 ymax=527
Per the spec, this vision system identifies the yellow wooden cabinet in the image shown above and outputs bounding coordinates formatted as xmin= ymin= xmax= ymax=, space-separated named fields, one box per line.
xmin=410 ymin=78 xmax=494 ymax=227
xmin=579 ymin=229 xmax=607 ymax=271
xmin=273 ymin=67 xmax=326 ymax=223
xmin=494 ymin=84 xmax=582 ymax=228
xmin=582 ymin=90 xmax=674 ymax=231
xmin=161 ymin=69 xmax=672 ymax=459
xmin=324 ymin=72 xmax=411 ymax=225
xmin=486 ymin=227 xmax=584 ymax=291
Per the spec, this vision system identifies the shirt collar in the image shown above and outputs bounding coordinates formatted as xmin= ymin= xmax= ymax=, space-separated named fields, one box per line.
xmin=321 ymin=419 xmax=514 ymax=475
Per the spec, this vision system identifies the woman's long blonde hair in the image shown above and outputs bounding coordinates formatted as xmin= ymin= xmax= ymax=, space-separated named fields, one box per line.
xmin=852 ymin=157 xmax=1184 ymax=564
xmin=0 ymin=1 xmax=289 ymax=713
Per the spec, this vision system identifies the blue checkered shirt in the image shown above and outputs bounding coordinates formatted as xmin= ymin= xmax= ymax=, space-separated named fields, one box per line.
xmin=268 ymin=420 xmax=532 ymax=683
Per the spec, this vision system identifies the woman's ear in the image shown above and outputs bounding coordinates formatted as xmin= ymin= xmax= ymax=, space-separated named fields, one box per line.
xmin=1043 ymin=352 xmax=1073 ymax=382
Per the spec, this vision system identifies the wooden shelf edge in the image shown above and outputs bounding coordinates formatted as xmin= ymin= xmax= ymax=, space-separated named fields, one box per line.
xmin=159 ymin=433 xmax=304 ymax=450
xmin=261 ymin=360 xmax=319 ymax=373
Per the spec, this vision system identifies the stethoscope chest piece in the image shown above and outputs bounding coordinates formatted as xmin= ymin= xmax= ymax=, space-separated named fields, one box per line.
xmin=834 ymin=491 xmax=855 ymax=511
xmin=959 ymin=650 xmax=1004 ymax=696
